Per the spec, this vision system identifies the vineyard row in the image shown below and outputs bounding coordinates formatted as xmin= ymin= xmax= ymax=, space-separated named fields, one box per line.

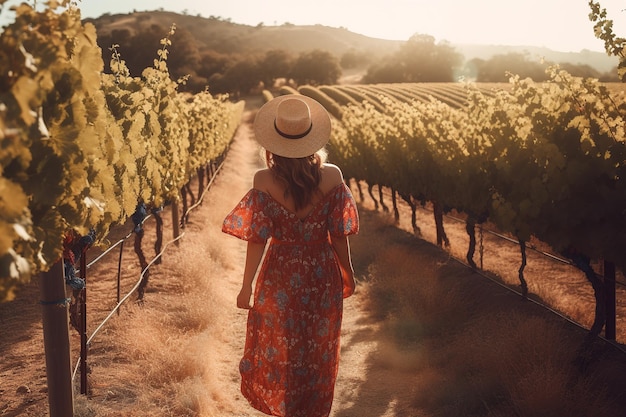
xmin=0 ymin=3 xmax=244 ymax=299
xmin=274 ymin=70 xmax=626 ymax=339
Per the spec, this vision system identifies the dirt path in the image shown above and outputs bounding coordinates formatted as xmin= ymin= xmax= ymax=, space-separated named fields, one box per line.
xmin=198 ymin=109 xmax=398 ymax=416
xmin=194 ymin=109 xmax=267 ymax=416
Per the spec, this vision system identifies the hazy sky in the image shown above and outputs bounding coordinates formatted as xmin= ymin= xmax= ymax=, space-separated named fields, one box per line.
xmin=1 ymin=0 xmax=625 ymax=52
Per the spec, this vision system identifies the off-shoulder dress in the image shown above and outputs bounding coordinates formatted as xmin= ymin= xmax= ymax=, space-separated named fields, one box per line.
xmin=222 ymin=183 xmax=359 ymax=417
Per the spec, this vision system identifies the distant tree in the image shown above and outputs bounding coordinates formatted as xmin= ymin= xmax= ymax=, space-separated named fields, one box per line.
xmin=362 ymin=62 xmax=405 ymax=83
xmin=197 ymin=50 xmax=232 ymax=81
xmin=221 ymin=59 xmax=262 ymax=96
xmin=467 ymin=55 xmax=618 ymax=83
xmin=470 ymin=52 xmax=548 ymax=82
xmin=258 ymin=49 xmax=293 ymax=89
xmin=167 ymin=27 xmax=202 ymax=86
xmin=598 ymin=69 xmax=620 ymax=82
xmin=557 ymin=62 xmax=602 ymax=79
xmin=290 ymin=49 xmax=341 ymax=86
xmin=207 ymin=72 xmax=226 ymax=93
xmin=121 ymin=23 xmax=166 ymax=76
xmin=363 ymin=34 xmax=462 ymax=83
xmin=400 ymin=34 xmax=462 ymax=81
xmin=340 ymin=49 xmax=372 ymax=69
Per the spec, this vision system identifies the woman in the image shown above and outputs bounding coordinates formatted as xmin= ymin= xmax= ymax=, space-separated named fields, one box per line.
xmin=222 ymin=94 xmax=359 ymax=417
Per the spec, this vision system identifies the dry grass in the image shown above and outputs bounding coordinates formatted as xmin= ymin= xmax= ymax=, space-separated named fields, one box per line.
xmin=352 ymin=208 xmax=626 ymax=417
xmin=73 ymin=231 xmax=232 ymax=417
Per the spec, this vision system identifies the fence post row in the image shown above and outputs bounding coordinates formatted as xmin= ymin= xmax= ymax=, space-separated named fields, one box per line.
xmin=37 ymin=156 xmax=227 ymax=417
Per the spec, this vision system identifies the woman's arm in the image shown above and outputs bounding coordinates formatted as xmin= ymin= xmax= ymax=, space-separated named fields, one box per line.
xmin=236 ymin=170 xmax=271 ymax=309
xmin=237 ymin=241 xmax=266 ymax=309
xmin=330 ymin=235 xmax=356 ymax=298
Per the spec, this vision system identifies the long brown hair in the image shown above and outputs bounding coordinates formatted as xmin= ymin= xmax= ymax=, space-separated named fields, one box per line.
xmin=266 ymin=150 xmax=326 ymax=210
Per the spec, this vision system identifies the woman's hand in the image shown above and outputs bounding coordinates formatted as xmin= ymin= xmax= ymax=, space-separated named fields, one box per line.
xmin=330 ymin=235 xmax=356 ymax=299
xmin=237 ymin=284 xmax=253 ymax=309
xmin=238 ymin=241 xmax=265 ymax=309
xmin=341 ymin=267 xmax=356 ymax=299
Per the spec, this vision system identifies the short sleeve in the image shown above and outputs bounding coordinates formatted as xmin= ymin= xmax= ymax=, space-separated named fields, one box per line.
xmin=222 ymin=189 xmax=272 ymax=243
xmin=328 ymin=183 xmax=359 ymax=237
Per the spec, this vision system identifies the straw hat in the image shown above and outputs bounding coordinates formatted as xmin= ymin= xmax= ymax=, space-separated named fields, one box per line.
xmin=253 ymin=94 xmax=331 ymax=158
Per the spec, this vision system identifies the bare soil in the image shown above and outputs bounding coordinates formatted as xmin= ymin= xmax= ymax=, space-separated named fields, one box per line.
xmin=1 ymin=99 xmax=626 ymax=416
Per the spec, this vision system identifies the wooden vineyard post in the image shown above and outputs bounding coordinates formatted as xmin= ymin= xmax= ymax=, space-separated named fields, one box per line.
xmin=39 ymin=260 xmax=74 ymax=417
xmin=117 ymin=240 xmax=124 ymax=314
xmin=172 ymin=199 xmax=181 ymax=245
xmin=80 ymin=253 xmax=88 ymax=394
xmin=604 ymin=260 xmax=616 ymax=340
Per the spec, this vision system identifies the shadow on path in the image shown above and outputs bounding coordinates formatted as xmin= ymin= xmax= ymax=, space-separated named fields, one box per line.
xmin=331 ymin=207 xmax=626 ymax=417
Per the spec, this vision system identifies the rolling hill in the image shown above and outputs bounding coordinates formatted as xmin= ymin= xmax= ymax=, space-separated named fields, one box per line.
xmin=86 ymin=10 xmax=618 ymax=74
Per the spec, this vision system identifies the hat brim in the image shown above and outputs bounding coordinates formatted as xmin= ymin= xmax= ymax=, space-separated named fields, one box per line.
xmin=253 ymin=94 xmax=331 ymax=158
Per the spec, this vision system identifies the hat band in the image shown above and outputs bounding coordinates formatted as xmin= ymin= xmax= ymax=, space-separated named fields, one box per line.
xmin=274 ymin=119 xmax=313 ymax=140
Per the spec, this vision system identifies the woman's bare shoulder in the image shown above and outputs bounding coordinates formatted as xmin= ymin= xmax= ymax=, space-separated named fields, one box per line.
xmin=322 ymin=163 xmax=344 ymax=179
xmin=320 ymin=163 xmax=345 ymax=191
xmin=252 ymin=169 xmax=272 ymax=189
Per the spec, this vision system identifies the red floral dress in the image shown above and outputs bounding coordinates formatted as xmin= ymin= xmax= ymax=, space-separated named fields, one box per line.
xmin=222 ymin=183 xmax=359 ymax=417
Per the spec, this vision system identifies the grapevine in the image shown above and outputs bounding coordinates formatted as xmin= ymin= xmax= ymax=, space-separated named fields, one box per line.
xmin=298 ymin=74 xmax=626 ymax=338
xmin=0 ymin=3 xmax=243 ymax=300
